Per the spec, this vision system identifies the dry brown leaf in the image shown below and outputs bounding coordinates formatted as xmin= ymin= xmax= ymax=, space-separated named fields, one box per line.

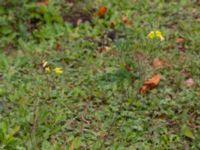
xmin=98 ymin=6 xmax=107 ymax=17
xmin=140 ymin=74 xmax=161 ymax=94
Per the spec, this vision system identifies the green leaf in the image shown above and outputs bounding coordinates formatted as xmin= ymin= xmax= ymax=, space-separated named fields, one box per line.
xmin=0 ymin=6 xmax=5 ymax=15
xmin=0 ymin=26 xmax=12 ymax=35
xmin=0 ymin=54 xmax=9 ymax=70
xmin=7 ymin=126 xmax=20 ymax=139
xmin=181 ymin=125 xmax=195 ymax=139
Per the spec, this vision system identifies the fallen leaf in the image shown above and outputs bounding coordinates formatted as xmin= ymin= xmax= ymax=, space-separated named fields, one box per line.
xmin=185 ymin=78 xmax=195 ymax=87
xmin=140 ymin=74 xmax=161 ymax=94
xmin=152 ymin=58 xmax=165 ymax=69
xmin=98 ymin=6 xmax=107 ymax=17
xmin=121 ymin=16 xmax=132 ymax=25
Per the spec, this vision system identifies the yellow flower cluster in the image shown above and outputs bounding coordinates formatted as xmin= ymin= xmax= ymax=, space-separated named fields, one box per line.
xmin=43 ymin=61 xmax=63 ymax=74
xmin=148 ymin=31 xmax=164 ymax=41
xmin=45 ymin=66 xmax=63 ymax=74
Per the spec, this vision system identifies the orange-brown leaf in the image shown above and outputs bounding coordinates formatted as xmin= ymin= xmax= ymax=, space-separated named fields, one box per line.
xmin=140 ymin=74 xmax=161 ymax=94
xmin=98 ymin=6 xmax=107 ymax=17
xmin=121 ymin=16 xmax=132 ymax=25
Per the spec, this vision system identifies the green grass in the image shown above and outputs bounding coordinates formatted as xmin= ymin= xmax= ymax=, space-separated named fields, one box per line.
xmin=0 ymin=0 xmax=200 ymax=149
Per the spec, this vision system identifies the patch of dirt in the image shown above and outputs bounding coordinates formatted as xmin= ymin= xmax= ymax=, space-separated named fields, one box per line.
xmin=61 ymin=0 xmax=95 ymax=26
xmin=83 ymin=29 xmax=116 ymax=53
xmin=106 ymin=30 xmax=116 ymax=41
xmin=62 ymin=10 xmax=94 ymax=26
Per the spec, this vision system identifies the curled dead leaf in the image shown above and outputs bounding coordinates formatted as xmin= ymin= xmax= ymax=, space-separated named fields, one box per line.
xmin=140 ymin=74 xmax=161 ymax=94
xmin=98 ymin=6 xmax=107 ymax=17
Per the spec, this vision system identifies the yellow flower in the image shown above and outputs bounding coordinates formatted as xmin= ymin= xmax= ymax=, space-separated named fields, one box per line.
xmin=155 ymin=31 xmax=164 ymax=41
xmin=148 ymin=30 xmax=164 ymax=41
xmin=45 ymin=67 xmax=51 ymax=72
xmin=54 ymin=67 xmax=63 ymax=74
xmin=147 ymin=31 xmax=155 ymax=39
